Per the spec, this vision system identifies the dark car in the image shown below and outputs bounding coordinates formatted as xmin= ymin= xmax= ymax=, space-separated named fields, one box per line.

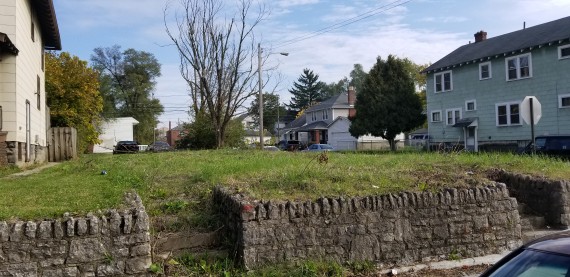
xmin=113 ymin=141 xmax=139 ymax=154
xmin=276 ymin=140 xmax=305 ymax=151
xmin=519 ymin=135 xmax=570 ymax=158
xmin=479 ymin=230 xmax=570 ymax=276
xmin=147 ymin=141 xmax=171 ymax=152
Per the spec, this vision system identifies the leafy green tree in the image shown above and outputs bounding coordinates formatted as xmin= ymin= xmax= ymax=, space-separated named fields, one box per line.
xmin=349 ymin=63 xmax=367 ymax=93
xmin=247 ymin=93 xmax=287 ymax=131
xmin=288 ymin=69 xmax=326 ymax=110
xmin=45 ymin=52 xmax=103 ymax=154
xmin=176 ymin=112 xmax=245 ymax=149
xmin=91 ymin=45 xmax=163 ymax=144
xmin=321 ymin=77 xmax=349 ymax=99
xmin=349 ymin=55 xmax=425 ymax=151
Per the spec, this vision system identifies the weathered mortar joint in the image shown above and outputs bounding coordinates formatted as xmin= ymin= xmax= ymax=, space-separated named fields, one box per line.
xmin=0 ymin=193 xmax=151 ymax=276
xmin=214 ymin=183 xmax=522 ymax=269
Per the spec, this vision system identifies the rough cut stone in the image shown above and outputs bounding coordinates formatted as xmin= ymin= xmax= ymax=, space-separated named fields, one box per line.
xmin=0 ymin=221 xmax=8 ymax=242
xmin=68 ymin=238 xmax=106 ymax=263
xmin=76 ymin=219 xmax=88 ymax=236
xmin=38 ymin=221 xmax=52 ymax=240
xmin=125 ymin=256 xmax=152 ymax=274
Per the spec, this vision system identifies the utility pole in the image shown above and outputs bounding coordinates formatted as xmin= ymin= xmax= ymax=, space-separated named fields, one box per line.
xmin=258 ymin=43 xmax=264 ymax=149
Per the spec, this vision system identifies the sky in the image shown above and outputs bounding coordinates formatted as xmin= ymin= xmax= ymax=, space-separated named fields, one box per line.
xmin=52 ymin=0 xmax=570 ymax=128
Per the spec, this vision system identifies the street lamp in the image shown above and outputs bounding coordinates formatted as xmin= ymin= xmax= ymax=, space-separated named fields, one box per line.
xmin=258 ymin=43 xmax=288 ymax=149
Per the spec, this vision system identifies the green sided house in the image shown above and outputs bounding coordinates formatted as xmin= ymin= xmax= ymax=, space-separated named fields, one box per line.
xmin=0 ymin=0 xmax=61 ymax=166
xmin=424 ymin=16 xmax=570 ymax=152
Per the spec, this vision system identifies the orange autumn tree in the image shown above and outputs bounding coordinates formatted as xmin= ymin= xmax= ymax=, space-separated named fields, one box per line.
xmin=46 ymin=51 xmax=103 ymax=153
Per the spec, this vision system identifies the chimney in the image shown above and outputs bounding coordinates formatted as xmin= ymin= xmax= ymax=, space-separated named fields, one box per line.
xmin=474 ymin=31 xmax=487 ymax=43
xmin=348 ymin=86 xmax=356 ymax=118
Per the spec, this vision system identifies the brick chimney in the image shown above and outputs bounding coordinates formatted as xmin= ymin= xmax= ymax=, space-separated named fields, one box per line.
xmin=348 ymin=86 xmax=356 ymax=118
xmin=474 ymin=31 xmax=487 ymax=43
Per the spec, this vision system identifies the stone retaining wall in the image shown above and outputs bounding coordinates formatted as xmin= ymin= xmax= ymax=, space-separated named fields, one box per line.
xmin=495 ymin=170 xmax=570 ymax=227
xmin=0 ymin=196 xmax=151 ymax=276
xmin=214 ymin=183 xmax=522 ymax=269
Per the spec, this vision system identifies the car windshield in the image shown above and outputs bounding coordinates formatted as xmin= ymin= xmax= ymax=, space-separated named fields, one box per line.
xmin=535 ymin=138 xmax=546 ymax=148
xmin=488 ymin=249 xmax=570 ymax=277
xmin=321 ymin=145 xmax=334 ymax=149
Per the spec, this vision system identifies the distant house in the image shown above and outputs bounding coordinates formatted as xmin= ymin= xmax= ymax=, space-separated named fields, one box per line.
xmin=424 ymin=16 xmax=570 ymax=152
xmin=0 ymin=0 xmax=61 ymax=166
xmin=236 ymin=114 xmax=271 ymax=145
xmin=283 ymin=87 xmax=403 ymax=150
xmin=93 ymin=117 xmax=139 ymax=153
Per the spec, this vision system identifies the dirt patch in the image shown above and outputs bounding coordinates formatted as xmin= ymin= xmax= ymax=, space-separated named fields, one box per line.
xmin=373 ymin=264 xmax=490 ymax=277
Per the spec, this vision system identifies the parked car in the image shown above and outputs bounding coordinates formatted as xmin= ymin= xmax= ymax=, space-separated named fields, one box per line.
xmin=479 ymin=230 xmax=570 ymax=276
xmin=263 ymin=146 xmax=280 ymax=151
xmin=113 ymin=141 xmax=139 ymax=154
xmin=518 ymin=135 xmax=570 ymax=158
xmin=147 ymin=141 xmax=172 ymax=152
xmin=303 ymin=144 xmax=335 ymax=152
xmin=276 ymin=140 xmax=305 ymax=151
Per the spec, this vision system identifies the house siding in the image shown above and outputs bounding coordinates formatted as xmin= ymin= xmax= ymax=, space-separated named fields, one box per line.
xmin=427 ymin=43 xmax=570 ymax=147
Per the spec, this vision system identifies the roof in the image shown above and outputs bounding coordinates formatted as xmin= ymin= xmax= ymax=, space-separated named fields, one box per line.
xmin=32 ymin=0 xmax=61 ymax=50
xmin=306 ymin=93 xmax=350 ymax=113
xmin=297 ymin=120 xmax=328 ymax=132
xmin=282 ymin=113 xmax=306 ymax=131
xmin=0 ymin=33 xmax=18 ymax=55
xmin=424 ymin=16 xmax=570 ymax=73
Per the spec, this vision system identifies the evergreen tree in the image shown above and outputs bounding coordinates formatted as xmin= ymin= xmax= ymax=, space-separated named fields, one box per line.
xmin=288 ymin=69 xmax=326 ymax=110
xmin=349 ymin=55 xmax=425 ymax=151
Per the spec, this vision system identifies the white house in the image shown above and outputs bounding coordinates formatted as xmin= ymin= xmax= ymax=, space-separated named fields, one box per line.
xmin=93 ymin=117 xmax=139 ymax=153
xmin=0 ymin=0 xmax=61 ymax=166
xmin=284 ymin=87 xmax=404 ymax=150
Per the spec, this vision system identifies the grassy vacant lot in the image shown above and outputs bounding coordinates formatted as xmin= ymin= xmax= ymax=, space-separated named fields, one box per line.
xmin=1 ymin=150 xmax=569 ymax=226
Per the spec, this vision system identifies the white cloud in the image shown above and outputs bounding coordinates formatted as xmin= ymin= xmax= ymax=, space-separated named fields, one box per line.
xmin=277 ymin=0 xmax=320 ymax=8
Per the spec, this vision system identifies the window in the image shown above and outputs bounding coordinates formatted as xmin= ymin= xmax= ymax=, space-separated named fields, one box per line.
xmin=479 ymin=62 xmax=491 ymax=80
xmin=446 ymin=108 xmax=461 ymax=125
xmin=465 ymin=100 xmax=476 ymax=111
xmin=559 ymin=94 xmax=570 ymax=108
xmin=36 ymin=76 xmax=41 ymax=110
xmin=322 ymin=110 xmax=328 ymax=120
xmin=496 ymin=102 xmax=521 ymax=126
xmin=430 ymin=110 xmax=442 ymax=123
xmin=559 ymin=45 xmax=570 ymax=60
xmin=434 ymin=71 xmax=452 ymax=93
xmin=505 ymin=53 xmax=532 ymax=81
xmin=31 ymin=21 xmax=35 ymax=42
xmin=41 ymin=48 xmax=44 ymax=71
xmin=311 ymin=112 xmax=316 ymax=121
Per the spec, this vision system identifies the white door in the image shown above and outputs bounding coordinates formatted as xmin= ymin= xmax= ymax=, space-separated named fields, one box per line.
xmin=465 ymin=126 xmax=478 ymax=152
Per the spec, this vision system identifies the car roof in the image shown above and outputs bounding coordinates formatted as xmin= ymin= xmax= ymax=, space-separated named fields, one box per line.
xmin=525 ymin=230 xmax=570 ymax=256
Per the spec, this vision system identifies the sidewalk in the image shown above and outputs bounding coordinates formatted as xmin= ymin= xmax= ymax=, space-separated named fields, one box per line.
xmin=2 ymin=162 xmax=60 ymax=178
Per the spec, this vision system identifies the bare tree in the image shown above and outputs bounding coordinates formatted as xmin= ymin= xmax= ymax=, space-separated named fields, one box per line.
xmin=165 ymin=0 xmax=268 ymax=148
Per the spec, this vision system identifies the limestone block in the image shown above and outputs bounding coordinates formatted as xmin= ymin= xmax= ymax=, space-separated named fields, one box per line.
xmin=54 ymin=220 xmax=64 ymax=239
xmin=62 ymin=267 xmax=79 ymax=277
xmin=123 ymin=212 xmax=133 ymax=234
xmin=125 ymin=256 xmax=152 ymax=274
xmin=109 ymin=210 xmax=122 ymax=235
xmin=66 ymin=217 xmax=75 ymax=237
xmin=9 ymin=222 xmax=24 ymax=242
xmin=38 ymin=221 xmax=52 ymax=240
xmin=97 ymin=261 xmax=125 ymax=276
xmin=67 ymin=238 xmax=106 ymax=263
xmin=88 ymin=215 xmax=99 ymax=235
xmin=0 ymin=221 xmax=8 ymax=242
xmin=76 ymin=219 xmax=88 ymax=236
xmin=130 ymin=244 xmax=151 ymax=257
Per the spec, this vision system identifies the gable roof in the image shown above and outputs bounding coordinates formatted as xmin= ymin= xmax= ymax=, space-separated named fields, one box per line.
xmin=282 ymin=113 xmax=306 ymax=131
xmin=33 ymin=0 xmax=61 ymax=50
xmin=424 ymin=16 xmax=570 ymax=74
xmin=306 ymin=93 xmax=350 ymax=113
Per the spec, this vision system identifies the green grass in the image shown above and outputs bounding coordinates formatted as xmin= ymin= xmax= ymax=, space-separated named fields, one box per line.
xmin=1 ymin=150 xmax=570 ymax=223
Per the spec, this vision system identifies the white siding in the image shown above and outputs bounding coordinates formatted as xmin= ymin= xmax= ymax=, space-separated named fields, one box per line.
xmin=93 ymin=118 xmax=139 ymax=153
xmin=327 ymin=118 xmax=357 ymax=150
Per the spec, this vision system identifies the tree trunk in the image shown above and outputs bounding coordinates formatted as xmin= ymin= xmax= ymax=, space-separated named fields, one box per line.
xmin=389 ymin=139 xmax=397 ymax=151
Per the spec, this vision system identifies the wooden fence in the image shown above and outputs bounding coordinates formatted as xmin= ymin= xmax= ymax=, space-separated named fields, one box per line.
xmin=47 ymin=127 xmax=77 ymax=162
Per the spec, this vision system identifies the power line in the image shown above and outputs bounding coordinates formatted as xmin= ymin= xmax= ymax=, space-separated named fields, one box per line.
xmin=272 ymin=0 xmax=413 ymax=49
